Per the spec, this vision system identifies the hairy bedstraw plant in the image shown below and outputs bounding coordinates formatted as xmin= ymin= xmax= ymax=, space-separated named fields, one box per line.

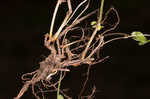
xmin=14 ymin=0 xmax=150 ymax=99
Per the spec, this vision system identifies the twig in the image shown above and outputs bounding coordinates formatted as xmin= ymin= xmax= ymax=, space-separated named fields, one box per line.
xmin=78 ymin=65 xmax=92 ymax=99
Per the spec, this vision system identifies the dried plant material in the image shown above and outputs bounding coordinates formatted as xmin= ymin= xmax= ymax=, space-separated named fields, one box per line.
xmin=15 ymin=0 xmax=149 ymax=99
xmin=14 ymin=0 xmax=99 ymax=99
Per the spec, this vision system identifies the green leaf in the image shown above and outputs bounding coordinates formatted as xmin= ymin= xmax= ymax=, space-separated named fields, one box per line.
xmin=90 ymin=21 xmax=97 ymax=25
xmin=91 ymin=21 xmax=102 ymax=31
xmin=131 ymin=31 xmax=147 ymax=41
xmin=57 ymin=94 xmax=64 ymax=99
xmin=131 ymin=31 xmax=150 ymax=45
xmin=97 ymin=25 xmax=102 ymax=30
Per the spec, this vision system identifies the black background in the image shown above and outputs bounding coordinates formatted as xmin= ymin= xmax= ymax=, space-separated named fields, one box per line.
xmin=0 ymin=0 xmax=150 ymax=99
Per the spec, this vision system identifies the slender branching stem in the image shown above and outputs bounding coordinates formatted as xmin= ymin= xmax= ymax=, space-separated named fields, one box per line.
xmin=82 ymin=0 xmax=104 ymax=59
xmin=82 ymin=27 xmax=98 ymax=59
xmin=53 ymin=0 xmax=72 ymax=41
xmin=66 ymin=0 xmax=88 ymax=24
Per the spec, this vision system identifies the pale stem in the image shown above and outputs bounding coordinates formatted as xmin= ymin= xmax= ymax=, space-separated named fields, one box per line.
xmin=62 ymin=38 xmax=86 ymax=48
xmin=58 ymin=9 xmax=98 ymax=39
xmin=81 ymin=0 xmax=104 ymax=59
xmin=54 ymin=0 xmax=89 ymax=41
xmin=53 ymin=12 xmax=71 ymax=41
xmin=81 ymin=27 xmax=98 ymax=59
xmin=66 ymin=0 xmax=88 ymax=24
xmin=53 ymin=0 xmax=89 ymax=41
xmin=72 ymin=0 xmax=89 ymax=24
xmin=52 ymin=0 xmax=72 ymax=41
xmin=49 ymin=0 xmax=61 ymax=39
xmin=87 ymin=36 xmax=104 ymax=59
xmin=104 ymin=32 xmax=129 ymax=37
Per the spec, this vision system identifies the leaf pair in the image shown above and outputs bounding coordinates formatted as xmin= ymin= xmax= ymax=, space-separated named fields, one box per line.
xmin=131 ymin=31 xmax=150 ymax=45
xmin=90 ymin=21 xmax=103 ymax=31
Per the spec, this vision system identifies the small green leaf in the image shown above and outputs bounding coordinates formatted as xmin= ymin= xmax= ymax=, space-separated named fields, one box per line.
xmin=131 ymin=31 xmax=147 ymax=41
xmin=57 ymin=94 xmax=64 ymax=99
xmin=91 ymin=21 xmax=102 ymax=31
xmin=90 ymin=21 xmax=97 ymax=26
xmin=97 ymin=25 xmax=102 ymax=30
xmin=131 ymin=31 xmax=150 ymax=45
